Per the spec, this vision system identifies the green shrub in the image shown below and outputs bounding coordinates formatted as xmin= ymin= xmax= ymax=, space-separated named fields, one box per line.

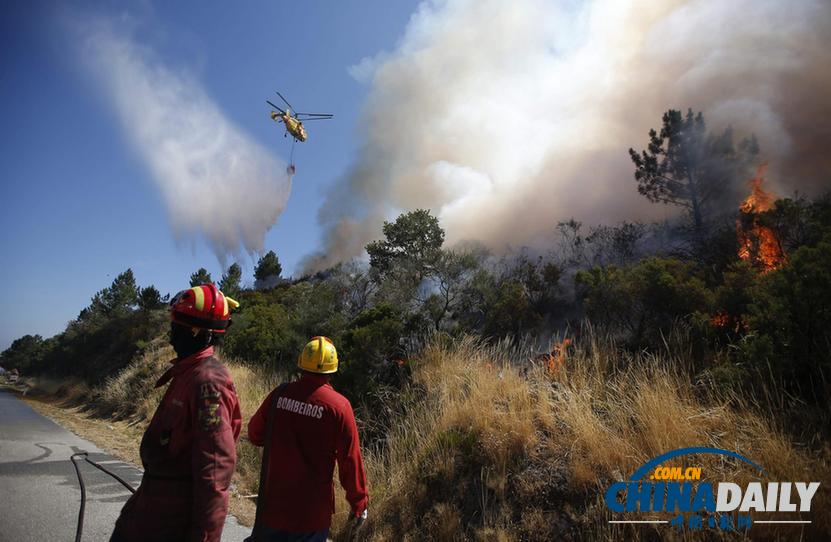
xmin=740 ymin=234 xmax=831 ymax=402
xmin=0 ymin=334 xmax=47 ymax=372
xmin=337 ymin=304 xmax=406 ymax=397
xmin=222 ymin=302 xmax=302 ymax=370
xmin=576 ymin=257 xmax=714 ymax=347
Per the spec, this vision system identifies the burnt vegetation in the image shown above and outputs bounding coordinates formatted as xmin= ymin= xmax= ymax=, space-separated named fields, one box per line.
xmin=3 ymin=109 xmax=831 ymax=540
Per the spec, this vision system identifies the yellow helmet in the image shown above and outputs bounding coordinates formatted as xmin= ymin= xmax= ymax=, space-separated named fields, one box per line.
xmin=298 ymin=336 xmax=338 ymax=374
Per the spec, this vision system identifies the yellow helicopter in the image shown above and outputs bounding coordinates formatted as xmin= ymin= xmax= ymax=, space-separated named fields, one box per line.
xmin=267 ymin=91 xmax=333 ymax=143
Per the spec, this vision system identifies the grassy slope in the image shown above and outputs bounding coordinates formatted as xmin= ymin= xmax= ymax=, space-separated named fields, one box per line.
xmin=346 ymin=334 xmax=830 ymax=541
xmin=22 ymin=332 xmax=830 ymax=541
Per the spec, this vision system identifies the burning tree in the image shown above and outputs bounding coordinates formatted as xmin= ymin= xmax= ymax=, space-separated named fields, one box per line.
xmin=629 ymin=109 xmax=758 ymax=236
xmin=710 ymin=166 xmax=785 ymax=332
xmin=736 ymin=165 xmax=786 ymax=272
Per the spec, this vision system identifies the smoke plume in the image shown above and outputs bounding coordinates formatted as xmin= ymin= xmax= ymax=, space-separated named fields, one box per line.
xmin=76 ymin=15 xmax=290 ymax=263
xmin=306 ymin=0 xmax=831 ymax=271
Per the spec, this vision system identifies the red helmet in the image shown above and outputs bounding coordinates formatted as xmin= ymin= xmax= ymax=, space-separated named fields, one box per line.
xmin=170 ymin=284 xmax=239 ymax=333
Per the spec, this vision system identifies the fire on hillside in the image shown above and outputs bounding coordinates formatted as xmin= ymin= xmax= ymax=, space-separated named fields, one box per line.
xmin=541 ymin=337 xmax=572 ymax=375
xmin=736 ymin=165 xmax=786 ymax=273
xmin=712 ymin=166 xmax=788 ymax=331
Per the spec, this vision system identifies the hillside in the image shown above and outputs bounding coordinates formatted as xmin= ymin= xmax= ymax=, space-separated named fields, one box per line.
xmin=15 ymin=326 xmax=830 ymax=541
xmin=4 ymin=131 xmax=831 ymax=539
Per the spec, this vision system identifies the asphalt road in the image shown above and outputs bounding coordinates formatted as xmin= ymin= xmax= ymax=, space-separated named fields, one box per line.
xmin=0 ymin=388 xmax=251 ymax=542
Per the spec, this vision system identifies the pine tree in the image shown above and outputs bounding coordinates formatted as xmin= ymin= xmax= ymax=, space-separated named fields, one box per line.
xmin=219 ymin=263 xmax=242 ymax=298
xmin=189 ymin=268 xmax=213 ymax=287
xmin=254 ymin=251 xmax=282 ymax=289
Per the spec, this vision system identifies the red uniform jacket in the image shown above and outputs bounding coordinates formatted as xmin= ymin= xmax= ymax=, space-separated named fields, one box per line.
xmin=111 ymin=347 xmax=242 ymax=542
xmin=248 ymin=374 xmax=368 ymax=532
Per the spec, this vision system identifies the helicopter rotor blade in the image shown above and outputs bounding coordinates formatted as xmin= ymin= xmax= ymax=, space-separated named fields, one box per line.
xmin=275 ymin=91 xmax=295 ymax=112
xmin=266 ymin=100 xmax=285 ymax=114
xmin=296 ymin=113 xmax=333 ymax=118
xmin=294 ymin=117 xmax=331 ymax=121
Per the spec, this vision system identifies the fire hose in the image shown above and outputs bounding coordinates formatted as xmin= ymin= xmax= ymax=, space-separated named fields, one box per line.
xmin=70 ymin=452 xmax=136 ymax=542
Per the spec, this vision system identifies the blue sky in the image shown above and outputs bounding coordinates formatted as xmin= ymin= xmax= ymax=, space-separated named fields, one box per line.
xmin=0 ymin=0 xmax=419 ymax=349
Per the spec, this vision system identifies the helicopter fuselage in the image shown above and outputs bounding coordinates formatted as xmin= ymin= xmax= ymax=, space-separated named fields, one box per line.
xmin=271 ymin=111 xmax=307 ymax=142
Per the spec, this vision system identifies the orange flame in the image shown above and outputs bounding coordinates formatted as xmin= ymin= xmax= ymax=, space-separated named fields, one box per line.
xmin=710 ymin=310 xmax=746 ymax=333
xmin=546 ymin=338 xmax=572 ymax=375
xmin=739 ymin=164 xmax=775 ymax=214
xmin=711 ymin=311 xmax=730 ymax=328
xmin=737 ymin=165 xmax=785 ymax=273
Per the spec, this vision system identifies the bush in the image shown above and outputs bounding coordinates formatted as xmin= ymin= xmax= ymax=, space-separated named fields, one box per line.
xmin=222 ymin=303 xmax=302 ymax=370
xmin=740 ymin=234 xmax=831 ymax=402
xmin=221 ymin=280 xmax=350 ymax=372
xmin=30 ymin=309 xmax=168 ymax=381
xmin=0 ymin=334 xmax=47 ymax=372
xmin=336 ymin=304 xmax=406 ymax=398
xmin=278 ymin=281 xmax=348 ymax=343
xmin=458 ymin=257 xmax=562 ymax=340
xmin=576 ymin=257 xmax=714 ymax=347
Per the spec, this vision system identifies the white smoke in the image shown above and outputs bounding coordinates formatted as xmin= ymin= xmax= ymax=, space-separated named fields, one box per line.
xmin=76 ymin=15 xmax=291 ymax=263
xmin=306 ymin=0 xmax=831 ymax=271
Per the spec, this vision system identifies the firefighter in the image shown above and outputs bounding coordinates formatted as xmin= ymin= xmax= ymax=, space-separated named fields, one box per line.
xmin=110 ymin=284 xmax=242 ymax=542
xmin=247 ymin=336 xmax=369 ymax=542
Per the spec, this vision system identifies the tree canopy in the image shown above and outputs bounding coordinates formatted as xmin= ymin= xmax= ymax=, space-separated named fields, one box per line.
xmin=138 ymin=285 xmax=165 ymax=311
xmin=219 ymin=263 xmax=243 ymax=298
xmin=254 ymin=251 xmax=283 ymax=289
xmin=366 ymin=209 xmax=445 ymax=278
xmin=629 ymin=109 xmax=758 ymax=234
xmin=0 ymin=334 xmax=47 ymax=371
xmin=189 ymin=268 xmax=213 ymax=287
xmin=84 ymin=269 xmax=140 ymax=320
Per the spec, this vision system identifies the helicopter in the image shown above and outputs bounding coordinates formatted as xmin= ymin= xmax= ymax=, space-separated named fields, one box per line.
xmin=267 ymin=91 xmax=333 ymax=143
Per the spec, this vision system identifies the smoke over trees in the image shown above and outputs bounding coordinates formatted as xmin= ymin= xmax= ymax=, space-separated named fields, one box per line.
xmin=366 ymin=209 xmax=445 ymax=279
xmin=629 ymin=109 xmax=758 ymax=235
xmin=305 ymin=0 xmax=831 ymax=272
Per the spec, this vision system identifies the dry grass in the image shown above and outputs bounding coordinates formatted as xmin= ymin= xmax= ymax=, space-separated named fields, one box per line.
xmin=340 ymin=333 xmax=830 ymax=541
xmin=20 ymin=331 xmax=830 ymax=541
xmin=223 ymin=357 xmax=289 ymax=524
xmin=93 ymin=338 xmax=171 ymax=420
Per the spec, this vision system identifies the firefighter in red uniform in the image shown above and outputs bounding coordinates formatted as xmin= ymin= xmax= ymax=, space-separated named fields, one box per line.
xmin=247 ymin=336 xmax=368 ymax=542
xmin=110 ymin=284 xmax=242 ymax=542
